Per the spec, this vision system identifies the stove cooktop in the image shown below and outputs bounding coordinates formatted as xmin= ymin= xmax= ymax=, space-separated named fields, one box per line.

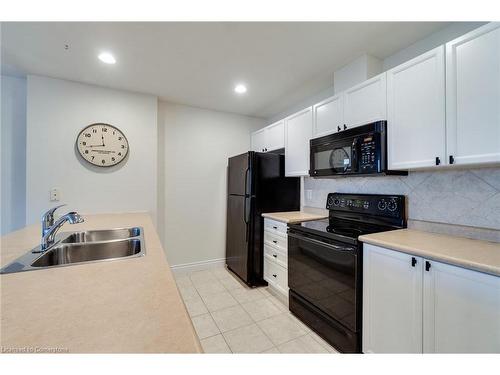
xmin=290 ymin=218 xmax=397 ymax=244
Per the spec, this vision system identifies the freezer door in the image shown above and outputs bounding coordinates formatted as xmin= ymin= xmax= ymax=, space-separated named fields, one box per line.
xmin=226 ymin=194 xmax=250 ymax=281
xmin=228 ymin=152 xmax=251 ymax=196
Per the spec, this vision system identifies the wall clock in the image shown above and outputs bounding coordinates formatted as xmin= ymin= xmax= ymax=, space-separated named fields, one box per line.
xmin=76 ymin=123 xmax=129 ymax=167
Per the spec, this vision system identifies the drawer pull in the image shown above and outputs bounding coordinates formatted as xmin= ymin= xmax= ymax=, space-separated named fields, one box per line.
xmin=272 ymin=240 xmax=278 ymax=244
xmin=272 ymin=226 xmax=278 ymax=229
xmin=273 ymin=254 xmax=277 ymax=258
xmin=272 ymin=274 xmax=277 ymax=278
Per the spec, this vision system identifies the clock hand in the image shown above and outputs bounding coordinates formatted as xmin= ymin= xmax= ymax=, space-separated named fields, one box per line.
xmin=102 ymin=135 xmax=105 ymax=147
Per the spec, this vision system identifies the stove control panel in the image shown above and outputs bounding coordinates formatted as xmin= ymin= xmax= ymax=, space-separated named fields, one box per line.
xmin=326 ymin=193 xmax=405 ymax=219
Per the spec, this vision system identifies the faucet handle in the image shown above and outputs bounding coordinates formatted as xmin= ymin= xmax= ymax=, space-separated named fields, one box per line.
xmin=41 ymin=204 xmax=67 ymax=235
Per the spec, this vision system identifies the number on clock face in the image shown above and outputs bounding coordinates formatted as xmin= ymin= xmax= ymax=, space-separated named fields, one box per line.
xmin=76 ymin=123 xmax=129 ymax=167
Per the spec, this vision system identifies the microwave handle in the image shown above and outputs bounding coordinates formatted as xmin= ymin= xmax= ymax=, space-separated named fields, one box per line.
xmin=351 ymin=137 xmax=360 ymax=172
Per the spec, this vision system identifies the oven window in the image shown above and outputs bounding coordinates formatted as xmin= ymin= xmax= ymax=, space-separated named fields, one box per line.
xmin=313 ymin=146 xmax=351 ymax=172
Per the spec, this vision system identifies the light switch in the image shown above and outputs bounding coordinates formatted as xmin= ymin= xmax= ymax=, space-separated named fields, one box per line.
xmin=50 ymin=188 xmax=60 ymax=202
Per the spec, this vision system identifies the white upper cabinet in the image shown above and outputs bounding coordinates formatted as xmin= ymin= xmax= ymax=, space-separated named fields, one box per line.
xmin=312 ymin=94 xmax=344 ymax=138
xmin=251 ymin=128 xmax=266 ymax=152
xmin=285 ymin=107 xmax=313 ymax=176
xmin=423 ymin=259 xmax=500 ymax=353
xmin=265 ymin=120 xmax=285 ymax=151
xmin=343 ymin=73 xmax=387 ymax=129
xmin=387 ymin=46 xmax=446 ymax=170
xmin=363 ymin=244 xmax=423 ymax=354
xmin=446 ymin=22 xmax=500 ymax=166
xmin=250 ymin=121 xmax=284 ymax=152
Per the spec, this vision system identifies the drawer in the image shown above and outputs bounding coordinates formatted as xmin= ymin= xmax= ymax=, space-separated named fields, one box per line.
xmin=264 ymin=218 xmax=287 ymax=236
xmin=264 ymin=230 xmax=287 ymax=251
xmin=264 ymin=244 xmax=288 ymax=269
xmin=264 ymin=258 xmax=288 ymax=296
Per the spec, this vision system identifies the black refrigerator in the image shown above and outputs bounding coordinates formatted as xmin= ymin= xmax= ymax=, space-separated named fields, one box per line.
xmin=226 ymin=150 xmax=300 ymax=286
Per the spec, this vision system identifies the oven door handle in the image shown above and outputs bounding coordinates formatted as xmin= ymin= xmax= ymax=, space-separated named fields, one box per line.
xmin=288 ymin=232 xmax=355 ymax=253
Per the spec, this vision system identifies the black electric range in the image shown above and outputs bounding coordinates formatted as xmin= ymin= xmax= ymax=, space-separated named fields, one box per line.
xmin=287 ymin=193 xmax=406 ymax=353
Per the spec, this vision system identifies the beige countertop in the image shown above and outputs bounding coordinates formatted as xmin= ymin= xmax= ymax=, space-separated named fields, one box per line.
xmin=261 ymin=211 xmax=328 ymax=224
xmin=360 ymin=229 xmax=500 ymax=277
xmin=0 ymin=213 xmax=201 ymax=353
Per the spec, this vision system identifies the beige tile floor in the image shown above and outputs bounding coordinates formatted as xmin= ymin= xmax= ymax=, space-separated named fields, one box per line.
xmin=174 ymin=266 xmax=338 ymax=354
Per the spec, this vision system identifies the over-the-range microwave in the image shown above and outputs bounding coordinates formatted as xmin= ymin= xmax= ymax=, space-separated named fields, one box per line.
xmin=309 ymin=121 xmax=407 ymax=177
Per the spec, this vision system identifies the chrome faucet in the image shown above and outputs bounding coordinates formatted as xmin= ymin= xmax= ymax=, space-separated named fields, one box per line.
xmin=37 ymin=205 xmax=84 ymax=252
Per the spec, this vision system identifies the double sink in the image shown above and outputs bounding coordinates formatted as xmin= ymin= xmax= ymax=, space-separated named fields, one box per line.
xmin=0 ymin=227 xmax=145 ymax=274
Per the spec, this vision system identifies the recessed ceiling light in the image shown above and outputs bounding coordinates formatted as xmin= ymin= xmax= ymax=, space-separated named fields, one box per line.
xmin=234 ymin=84 xmax=247 ymax=94
xmin=98 ymin=52 xmax=116 ymax=65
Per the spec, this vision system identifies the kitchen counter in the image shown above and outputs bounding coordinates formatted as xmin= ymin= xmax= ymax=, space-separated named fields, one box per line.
xmin=360 ymin=229 xmax=500 ymax=277
xmin=261 ymin=211 xmax=328 ymax=224
xmin=0 ymin=213 xmax=202 ymax=353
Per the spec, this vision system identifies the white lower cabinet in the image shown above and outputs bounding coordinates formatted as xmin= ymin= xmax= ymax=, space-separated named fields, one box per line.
xmin=363 ymin=244 xmax=423 ymax=353
xmin=423 ymin=259 xmax=500 ymax=353
xmin=263 ymin=218 xmax=289 ymax=296
xmin=363 ymin=243 xmax=500 ymax=353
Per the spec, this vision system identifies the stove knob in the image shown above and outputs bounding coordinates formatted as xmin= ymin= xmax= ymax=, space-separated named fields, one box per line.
xmin=387 ymin=200 xmax=398 ymax=212
xmin=333 ymin=198 xmax=340 ymax=206
xmin=377 ymin=200 xmax=387 ymax=211
xmin=327 ymin=196 xmax=334 ymax=207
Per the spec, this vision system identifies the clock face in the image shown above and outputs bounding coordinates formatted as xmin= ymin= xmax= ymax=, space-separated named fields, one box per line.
xmin=76 ymin=123 xmax=129 ymax=167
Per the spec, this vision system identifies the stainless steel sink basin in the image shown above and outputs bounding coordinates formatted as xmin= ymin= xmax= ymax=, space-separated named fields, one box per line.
xmin=61 ymin=227 xmax=141 ymax=243
xmin=31 ymin=239 xmax=142 ymax=267
xmin=0 ymin=226 xmax=145 ymax=274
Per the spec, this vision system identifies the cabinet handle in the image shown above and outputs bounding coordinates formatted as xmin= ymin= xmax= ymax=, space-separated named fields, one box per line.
xmin=435 ymin=157 xmax=441 ymax=166
xmin=272 ymin=274 xmax=277 ymax=278
xmin=411 ymin=257 xmax=417 ymax=267
xmin=425 ymin=261 xmax=431 ymax=272
xmin=273 ymin=254 xmax=277 ymax=258
xmin=272 ymin=240 xmax=277 ymax=244
xmin=272 ymin=226 xmax=278 ymax=230
xmin=449 ymin=155 xmax=455 ymax=164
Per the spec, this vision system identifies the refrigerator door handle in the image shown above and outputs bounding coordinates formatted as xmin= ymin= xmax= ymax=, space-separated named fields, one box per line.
xmin=244 ymin=167 xmax=250 ymax=197
xmin=244 ymin=196 xmax=252 ymax=242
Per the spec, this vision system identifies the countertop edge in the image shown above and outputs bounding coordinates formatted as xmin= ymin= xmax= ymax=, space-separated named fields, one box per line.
xmin=261 ymin=211 xmax=328 ymax=224
xmin=359 ymin=234 xmax=500 ymax=277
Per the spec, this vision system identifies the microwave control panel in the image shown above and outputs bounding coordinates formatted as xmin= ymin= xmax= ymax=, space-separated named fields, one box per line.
xmin=359 ymin=133 xmax=380 ymax=173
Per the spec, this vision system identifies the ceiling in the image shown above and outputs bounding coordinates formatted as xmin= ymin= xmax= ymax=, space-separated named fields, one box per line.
xmin=1 ymin=22 xmax=450 ymax=118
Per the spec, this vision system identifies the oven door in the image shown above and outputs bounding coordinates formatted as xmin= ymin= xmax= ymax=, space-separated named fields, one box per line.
xmin=288 ymin=229 xmax=361 ymax=332
xmin=309 ymin=136 xmax=360 ymax=177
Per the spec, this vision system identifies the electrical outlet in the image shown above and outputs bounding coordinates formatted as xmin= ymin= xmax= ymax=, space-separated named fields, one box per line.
xmin=50 ymin=188 xmax=60 ymax=202
xmin=305 ymin=189 xmax=313 ymax=201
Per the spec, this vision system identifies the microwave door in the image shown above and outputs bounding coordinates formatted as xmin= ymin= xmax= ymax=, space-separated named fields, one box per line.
xmin=330 ymin=147 xmax=351 ymax=173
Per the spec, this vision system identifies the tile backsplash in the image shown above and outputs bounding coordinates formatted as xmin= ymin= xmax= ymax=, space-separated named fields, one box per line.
xmin=304 ymin=167 xmax=500 ymax=231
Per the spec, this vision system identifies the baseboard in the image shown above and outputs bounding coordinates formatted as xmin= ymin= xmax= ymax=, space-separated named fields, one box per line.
xmin=170 ymin=257 xmax=226 ymax=276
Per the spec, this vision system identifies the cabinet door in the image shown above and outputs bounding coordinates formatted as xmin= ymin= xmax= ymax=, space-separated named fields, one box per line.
xmin=312 ymin=94 xmax=344 ymax=138
xmin=266 ymin=120 xmax=285 ymax=151
xmin=446 ymin=22 xmax=500 ymax=166
xmin=363 ymin=244 xmax=423 ymax=353
xmin=423 ymin=259 xmax=500 ymax=353
xmin=343 ymin=73 xmax=387 ymax=129
xmin=284 ymin=107 xmax=313 ymax=176
xmin=251 ymin=128 xmax=266 ymax=152
xmin=387 ymin=46 xmax=446 ymax=170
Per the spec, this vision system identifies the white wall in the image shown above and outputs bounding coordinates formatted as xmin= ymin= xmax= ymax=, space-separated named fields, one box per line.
xmin=26 ymin=76 xmax=158 ymax=225
xmin=1 ymin=75 xmax=27 ymax=235
xmin=158 ymin=102 xmax=264 ymax=266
